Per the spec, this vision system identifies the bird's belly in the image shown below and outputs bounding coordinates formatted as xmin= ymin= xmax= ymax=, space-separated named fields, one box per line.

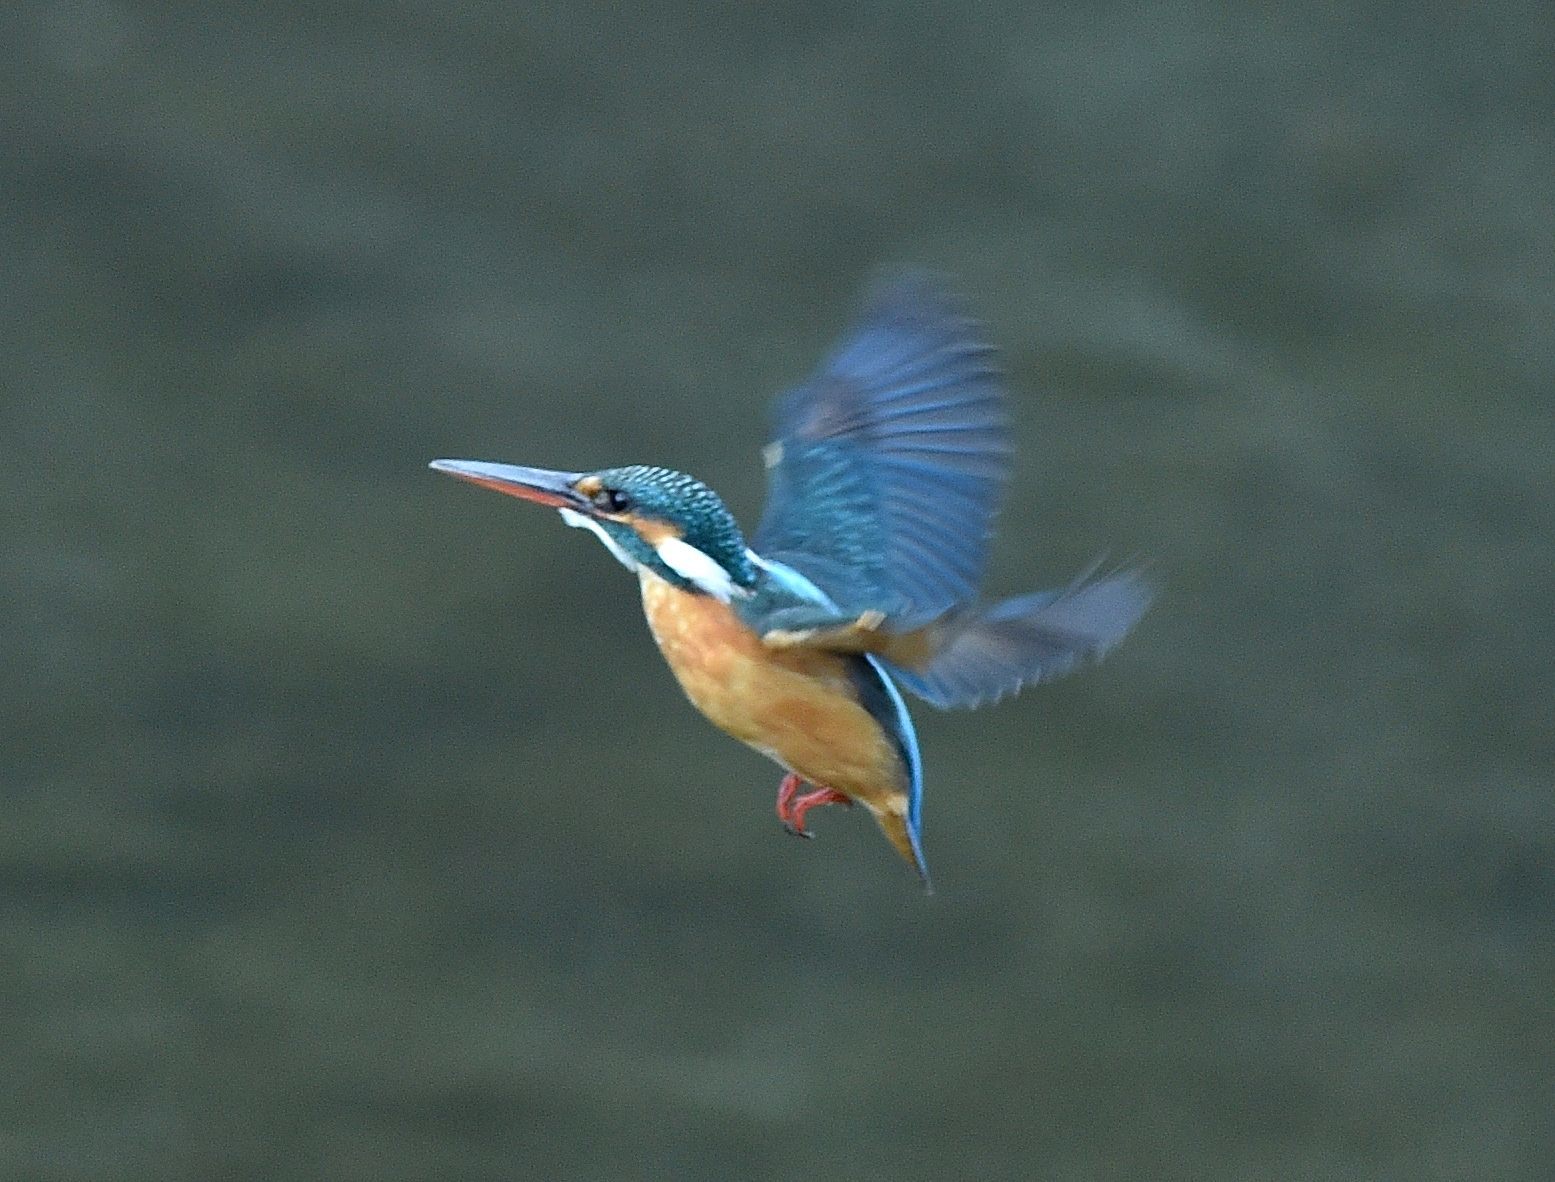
xmin=638 ymin=572 xmax=904 ymax=802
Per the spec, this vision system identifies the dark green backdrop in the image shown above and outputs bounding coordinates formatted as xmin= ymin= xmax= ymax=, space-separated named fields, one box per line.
xmin=6 ymin=2 xmax=1552 ymax=1178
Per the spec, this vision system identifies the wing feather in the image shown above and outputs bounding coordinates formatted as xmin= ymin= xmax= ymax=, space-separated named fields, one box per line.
xmin=884 ymin=569 xmax=1153 ymax=708
xmin=753 ymin=274 xmax=1011 ymax=625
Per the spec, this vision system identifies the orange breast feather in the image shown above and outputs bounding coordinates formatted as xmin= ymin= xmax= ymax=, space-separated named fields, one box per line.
xmin=638 ymin=572 xmax=906 ymax=812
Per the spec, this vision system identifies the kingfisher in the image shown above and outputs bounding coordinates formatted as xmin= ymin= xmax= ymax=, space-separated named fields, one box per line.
xmin=431 ymin=275 xmax=1149 ymax=887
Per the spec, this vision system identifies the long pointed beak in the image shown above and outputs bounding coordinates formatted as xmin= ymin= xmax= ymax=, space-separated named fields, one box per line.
xmin=428 ymin=459 xmax=591 ymax=511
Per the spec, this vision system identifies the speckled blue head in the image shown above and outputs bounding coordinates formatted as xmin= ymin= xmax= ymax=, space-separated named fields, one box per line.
xmin=428 ymin=459 xmax=757 ymax=599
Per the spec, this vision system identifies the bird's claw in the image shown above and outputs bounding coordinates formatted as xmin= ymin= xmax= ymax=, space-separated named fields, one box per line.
xmin=775 ymin=772 xmax=852 ymax=839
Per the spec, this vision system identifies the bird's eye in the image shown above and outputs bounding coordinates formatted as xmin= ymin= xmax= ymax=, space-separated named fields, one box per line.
xmin=592 ymin=487 xmax=632 ymax=513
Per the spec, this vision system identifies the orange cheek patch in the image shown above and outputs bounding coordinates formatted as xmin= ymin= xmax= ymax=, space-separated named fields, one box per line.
xmin=632 ymin=518 xmax=685 ymax=545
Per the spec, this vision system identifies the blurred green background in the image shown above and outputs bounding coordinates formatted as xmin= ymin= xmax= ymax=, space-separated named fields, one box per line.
xmin=6 ymin=1 xmax=1553 ymax=1178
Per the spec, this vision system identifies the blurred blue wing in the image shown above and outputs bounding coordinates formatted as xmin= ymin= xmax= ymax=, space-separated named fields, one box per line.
xmin=753 ymin=274 xmax=1011 ymax=625
xmin=884 ymin=570 xmax=1153 ymax=709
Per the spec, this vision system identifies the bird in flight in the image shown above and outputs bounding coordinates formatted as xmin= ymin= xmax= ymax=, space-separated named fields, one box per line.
xmin=432 ymin=274 xmax=1149 ymax=887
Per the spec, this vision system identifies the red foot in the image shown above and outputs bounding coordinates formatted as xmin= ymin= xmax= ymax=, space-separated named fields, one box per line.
xmin=775 ymin=772 xmax=851 ymax=838
xmin=776 ymin=772 xmax=803 ymax=827
xmin=790 ymin=787 xmax=852 ymax=835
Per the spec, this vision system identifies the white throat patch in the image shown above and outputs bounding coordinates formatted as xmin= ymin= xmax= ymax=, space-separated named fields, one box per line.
xmin=558 ymin=507 xmax=639 ymax=571
xmin=655 ymin=536 xmax=739 ymax=603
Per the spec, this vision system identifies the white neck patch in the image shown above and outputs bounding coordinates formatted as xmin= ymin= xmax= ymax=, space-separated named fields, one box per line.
xmin=656 ymin=536 xmax=739 ymax=602
xmin=558 ymin=507 xmax=639 ymax=571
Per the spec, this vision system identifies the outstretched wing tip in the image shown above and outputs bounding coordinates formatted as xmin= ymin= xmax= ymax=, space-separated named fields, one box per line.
xmin=888 ymin=564 xmax=1154 ymax=709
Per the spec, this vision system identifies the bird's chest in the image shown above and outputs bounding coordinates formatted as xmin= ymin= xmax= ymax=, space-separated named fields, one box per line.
xmin=637 ymin=572 xmax=899 ymax=792
xmin=638 ymin=572 xmax=842 ymax=738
